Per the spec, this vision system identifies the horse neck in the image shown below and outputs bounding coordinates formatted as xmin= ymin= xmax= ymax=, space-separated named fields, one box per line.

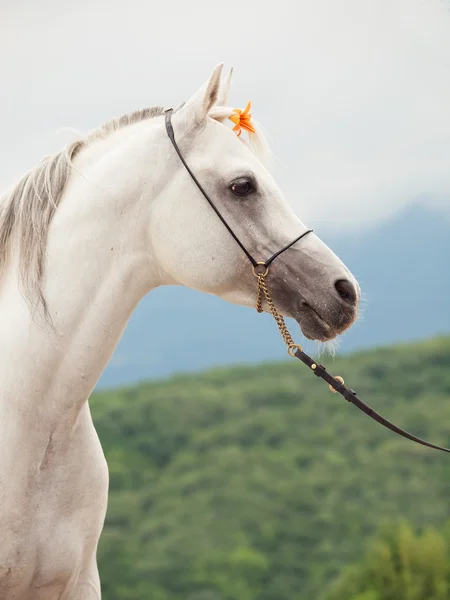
xmin=0 ymin=120 xmax=165 ymax=428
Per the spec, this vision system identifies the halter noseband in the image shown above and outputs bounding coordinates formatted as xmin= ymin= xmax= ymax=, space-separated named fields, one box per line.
xmin=164 ymin=108 xmax=450 ymax=456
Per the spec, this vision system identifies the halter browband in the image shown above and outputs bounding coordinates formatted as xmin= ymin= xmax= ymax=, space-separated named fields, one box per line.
xmin=164 ymin=108 xmax=450 ymax=456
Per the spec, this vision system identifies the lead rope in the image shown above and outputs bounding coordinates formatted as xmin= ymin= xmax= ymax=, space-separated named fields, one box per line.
xmin=253 ymin=263 xmax=450 ymax=453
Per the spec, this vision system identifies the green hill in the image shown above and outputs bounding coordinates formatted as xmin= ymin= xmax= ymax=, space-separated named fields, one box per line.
xmin=92 ymin=336 xmax=450 ymax=600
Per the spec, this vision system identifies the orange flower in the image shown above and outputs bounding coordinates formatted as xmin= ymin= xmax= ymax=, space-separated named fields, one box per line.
xmin=228 ymin=101 xmax=256 ymax=137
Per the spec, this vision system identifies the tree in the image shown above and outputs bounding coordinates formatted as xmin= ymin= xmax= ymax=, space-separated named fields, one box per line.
xmin=323 ymin=521 xmax=450 ymax=600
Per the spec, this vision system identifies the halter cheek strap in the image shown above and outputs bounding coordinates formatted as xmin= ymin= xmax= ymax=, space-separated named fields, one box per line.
xmin=164 ymin=107 xmax=450 ymax=456
xmin=164 ymin=109 xmax=313 ymax=269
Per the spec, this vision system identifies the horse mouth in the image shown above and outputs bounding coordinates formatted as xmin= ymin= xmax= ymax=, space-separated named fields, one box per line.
xmin=295 ymin=303 xmax=338 ymax=342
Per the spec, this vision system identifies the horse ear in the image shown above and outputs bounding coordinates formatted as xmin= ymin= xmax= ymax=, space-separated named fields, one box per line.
xmin=176 ymin=64 xmax=224 ymax=127
xmin=217 ymin=67 xmax=233 ymax=106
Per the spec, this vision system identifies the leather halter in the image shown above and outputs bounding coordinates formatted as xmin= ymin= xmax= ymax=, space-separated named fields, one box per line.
xmin=164 ymin=108 xmax=450 ymax=455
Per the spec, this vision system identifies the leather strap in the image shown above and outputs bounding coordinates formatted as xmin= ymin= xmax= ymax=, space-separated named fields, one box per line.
xmin=294 ymin=347 xmax=450 ymax=454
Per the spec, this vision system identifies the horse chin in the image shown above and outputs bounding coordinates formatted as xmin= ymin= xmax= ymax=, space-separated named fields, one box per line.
xmin=295 ymin=305 xmax=338 ymax=342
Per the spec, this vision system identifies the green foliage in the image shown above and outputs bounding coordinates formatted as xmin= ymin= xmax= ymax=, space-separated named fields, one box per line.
xmin=323 ymin=521 xmax=450 ymax=600
xmin=91 ymin=336 xmax=450 ymax=599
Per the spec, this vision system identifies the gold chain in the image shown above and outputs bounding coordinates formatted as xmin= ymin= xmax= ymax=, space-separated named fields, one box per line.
xmin=253 ymin=262 xmax=301 ymax=357
xmin=256 ymin=273 xmax=296 ymax=348
xmin=252 ymin=262 xmax=344 ymax=391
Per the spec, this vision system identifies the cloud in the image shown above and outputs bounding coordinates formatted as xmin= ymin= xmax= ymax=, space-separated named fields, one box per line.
xmin=1 ymin=0 xmax=449 ymax=232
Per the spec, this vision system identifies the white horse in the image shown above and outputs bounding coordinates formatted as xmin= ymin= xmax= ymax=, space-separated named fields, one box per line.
xmin=0 ymin=65 xmax=360 ymax=599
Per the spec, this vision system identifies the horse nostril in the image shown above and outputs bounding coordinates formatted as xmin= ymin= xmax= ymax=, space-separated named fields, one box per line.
xmin=334 ymin=279 xmax=357 ymax=305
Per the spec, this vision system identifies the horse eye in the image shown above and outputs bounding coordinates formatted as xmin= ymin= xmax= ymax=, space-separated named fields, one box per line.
xmin=230 ymin=178 xmax=253 ymax=197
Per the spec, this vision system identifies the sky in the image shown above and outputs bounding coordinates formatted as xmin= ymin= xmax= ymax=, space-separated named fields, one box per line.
xmin=1 ymin=0 xmax=449 ymax=233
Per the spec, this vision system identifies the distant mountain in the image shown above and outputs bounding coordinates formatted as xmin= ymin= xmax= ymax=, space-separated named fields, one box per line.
xmin=98 ymin=204 xmax=450 ymax=388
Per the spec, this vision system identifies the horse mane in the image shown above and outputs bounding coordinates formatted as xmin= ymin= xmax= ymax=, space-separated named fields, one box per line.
xmin=0 ymin=106 xmax=169 ymax=314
